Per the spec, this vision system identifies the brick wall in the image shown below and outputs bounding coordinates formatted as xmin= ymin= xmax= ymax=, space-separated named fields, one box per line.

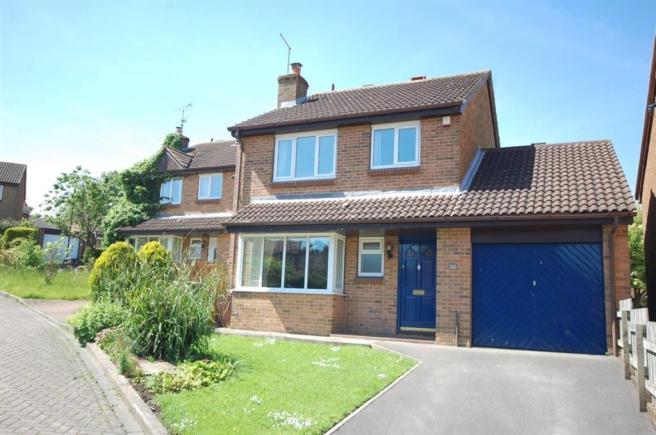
xmin=458 ymin=83 xmax=497 ymax=179
xmin=160 ymin=169 xmax=235 ymax=216
xmin=435 ymin=228 xmax=472 ymax=346
xmin=343 ymin=233 xmax=398 ymax=336
xmin=602 ymin=224 xmax=632 ymax=351
xmin=230 ymin=291 xmax=345 ymax=335
xmin=0 ymin=179 xmax=26 ymax=220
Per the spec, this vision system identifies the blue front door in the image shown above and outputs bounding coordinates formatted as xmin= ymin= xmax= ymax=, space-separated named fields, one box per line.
xmin=398 ymin=237 xmax=436 ymax=331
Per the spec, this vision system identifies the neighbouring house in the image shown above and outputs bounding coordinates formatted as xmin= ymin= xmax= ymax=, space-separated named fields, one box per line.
xmin=119 ymin=137 xmax=237 ymax=266
xmin=223 ymin=63 xmax=634 ymax=355
xmin=34 ymin=217 xmax=80 ymax=262
xmin=0 ymin=161 xmax=29 ymax=220
xmin=637 ymin=36 xmax=656 ymax=318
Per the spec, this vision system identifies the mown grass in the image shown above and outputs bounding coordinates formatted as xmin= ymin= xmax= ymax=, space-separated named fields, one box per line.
xmin=156 ymin=335 xmax=415 ymax=434
xmin=0 ymin=268 xmax=90 ymax=300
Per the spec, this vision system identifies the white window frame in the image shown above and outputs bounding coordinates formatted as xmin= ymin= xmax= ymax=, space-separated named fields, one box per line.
xmin=197 ymin=173 xmax=223 ymax=200
xmin=358 ymin=237 xmax=385 ymax=277
xmin=160 ymin=178 xmax=182 ymax=205
xmin=0 ymin=184 xmax=3 ymax=200
xmin=189 ymin=238 xmax=203 ymax=260
xmin=273 ymin=129 xmax=338 ymax=182
xmin=236 ymin=232 xmax=345 ymax=294
xmin=207 ymin=237 xmax=218 ymax=263
xmin=370 ymin=120 xmax=421 ymax=169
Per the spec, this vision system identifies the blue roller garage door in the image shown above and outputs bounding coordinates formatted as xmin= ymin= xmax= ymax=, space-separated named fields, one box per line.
xmin=472 ymin=243 xmax=606 ymax=355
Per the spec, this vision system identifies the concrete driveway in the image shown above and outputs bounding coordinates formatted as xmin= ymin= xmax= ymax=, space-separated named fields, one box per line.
xmin=335 ymin=341 xmax=654 ymax=435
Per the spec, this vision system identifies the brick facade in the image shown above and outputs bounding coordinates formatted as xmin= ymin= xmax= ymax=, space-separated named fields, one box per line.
xmin=435 ymin=228 xmax=472 ymax=346
xmin=237 ymin=84 xmax=496 ymax=208
xmin=343 ymin=233 xmax=398 ymax=336
xmin=160 ymin=169 xmax=234 ymax=216
xmin=602 ymin=224 xmax=632 ymax=352
xmin=0 ymin=179 xmax=26 ymax=220
xmin=230 ymin=291 xmax=345 ymax=335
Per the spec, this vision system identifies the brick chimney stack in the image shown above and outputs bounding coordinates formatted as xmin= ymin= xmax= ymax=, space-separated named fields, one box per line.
xmin=277 ymin=62 xmax=308 ymax=108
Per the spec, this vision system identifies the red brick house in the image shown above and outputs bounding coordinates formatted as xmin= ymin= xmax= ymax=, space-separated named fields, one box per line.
xmin=637 ymin=36 xmax=656 ymax=317
xmin=120 ymin=138 xmax=237 ymax=266
xmin=224 ymin=64 xmax=634 ymax=355
xmin=0 ymin=161 xmax=28 ymax=221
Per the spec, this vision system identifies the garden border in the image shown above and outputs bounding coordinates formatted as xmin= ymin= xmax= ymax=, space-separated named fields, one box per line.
xmin=216 ymin=327 xmax=423 ymax=434
xmin=0 ymin=290 xmax=167 ymax=435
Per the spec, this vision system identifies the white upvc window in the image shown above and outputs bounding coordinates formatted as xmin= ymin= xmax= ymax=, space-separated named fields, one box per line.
xmin=189 ymin=238 xmax=202 ymax=260
xmin=237 ymin=233 xmax=345 ymax=294
xmin=197 ymin=173 xmax=223 ymax=200
xmin=273 ymin=130 xmax=337 ymax=182
xmin=358 ymin=237 xmax=384 ymax=277
xmin=130 ymin=235 xmax=183 ymax=262
xmin=370 ymin=121 xmax=420 ymax=169
xmin=0 ymin=185 xmax=3 ymax=200
xmin=160 ymin=178 xmax=182 ymax=205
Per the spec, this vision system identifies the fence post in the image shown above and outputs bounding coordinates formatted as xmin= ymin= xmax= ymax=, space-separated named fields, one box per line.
xmin=636 ymin=324 xmax=647 ymax=412
xmin=621 ymin=311 xmax=630 ymax=380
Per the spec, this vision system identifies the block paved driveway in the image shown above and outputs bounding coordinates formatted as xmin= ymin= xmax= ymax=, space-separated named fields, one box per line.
xmin=335 ymin=341 xmax=655 ymax=435
xmin=0 ymin=296 xmax=141 ymax=434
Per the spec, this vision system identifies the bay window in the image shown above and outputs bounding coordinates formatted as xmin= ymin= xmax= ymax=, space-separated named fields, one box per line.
xmin=130 ymin=235 xmax=182 ymax=262
xmin=198 ymin=173 xmax=222 ymax=200
xmin=371 ymin=121 xmax=420 ymax=169
xmin=274 ymin=130 xmax=337 ymax=181
xmin=238 ymin=233 xmax=345 ymax=293
xmin=160 ymin=178 xmax=182 ymax=205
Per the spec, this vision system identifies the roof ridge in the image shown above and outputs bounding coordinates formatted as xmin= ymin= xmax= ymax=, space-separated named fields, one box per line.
xmin=311 ymin=70 xmax=491 ymax=98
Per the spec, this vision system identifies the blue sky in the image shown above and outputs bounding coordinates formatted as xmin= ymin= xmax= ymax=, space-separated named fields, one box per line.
xmin=1 ymin=0 xmax=654 ymax=212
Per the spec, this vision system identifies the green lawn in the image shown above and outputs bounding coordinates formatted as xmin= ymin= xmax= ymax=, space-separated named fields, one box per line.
xmin=156 ymin=335 xmax=415 ymax=434
xmin=0 ymin=268 xmax=90 ymax=300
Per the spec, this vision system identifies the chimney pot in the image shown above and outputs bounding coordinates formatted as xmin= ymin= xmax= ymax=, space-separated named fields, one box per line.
xmin=290 ymin=62 xmax=302 ymax=75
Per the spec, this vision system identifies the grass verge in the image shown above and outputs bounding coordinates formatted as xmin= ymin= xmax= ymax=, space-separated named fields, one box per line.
xmin=155 ymin=335 xmax=415 ymax=434
xmin=0 ymin=268 xmax=90 ymax=300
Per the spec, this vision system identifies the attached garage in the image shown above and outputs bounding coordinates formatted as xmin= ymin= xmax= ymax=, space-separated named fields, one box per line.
xmin=471 ymin=228 xmax=607 ymax=355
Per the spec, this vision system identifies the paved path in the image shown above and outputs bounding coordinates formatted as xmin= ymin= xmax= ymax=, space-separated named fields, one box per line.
xmin=0 ymin=296 xmax=142 ymax=434
xmin=336 ymin=341 xmax=655 ymax=435
xmin=26 ymin=299 xmax=88 ymax=323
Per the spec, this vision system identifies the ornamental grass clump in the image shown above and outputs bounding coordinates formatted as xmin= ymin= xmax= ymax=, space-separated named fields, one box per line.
xmin=126 ymin=264 xmax=224 ymax=362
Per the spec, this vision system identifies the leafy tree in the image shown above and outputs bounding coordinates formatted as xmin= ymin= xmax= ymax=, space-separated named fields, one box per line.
xmin=42 ymin=167 xmax=117 ymax=251
xmin=629 ymin=205 xmax=647 ymax=307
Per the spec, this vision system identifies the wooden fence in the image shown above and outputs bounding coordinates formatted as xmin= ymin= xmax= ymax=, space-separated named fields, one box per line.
xmin=617 ymin=298 xmax=649 ymax=412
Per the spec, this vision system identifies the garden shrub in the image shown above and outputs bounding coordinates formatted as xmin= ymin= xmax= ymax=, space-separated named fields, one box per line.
xmin=126 ymin=265 xmax=222 ymax=362
xmin=9 ymin=238 xmax=44 ymax=269
xmin=2 ymin=226 xmax=37 ymax=247
xmin=89 ymin=241 xmax=138 ymax=303
xmin=68 ymin=301 xmax=129 ymax=345
xmin=137 ymin=241 xmax=172 ymax=270
xmin=145 ymin=359 xmax=236 ymax=394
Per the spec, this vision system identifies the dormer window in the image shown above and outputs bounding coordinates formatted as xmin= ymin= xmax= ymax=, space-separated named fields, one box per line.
xmin=371 ymin=121 xmax=420 ymax=169
xmin=274 ymin=130 xmax=337 ymax=182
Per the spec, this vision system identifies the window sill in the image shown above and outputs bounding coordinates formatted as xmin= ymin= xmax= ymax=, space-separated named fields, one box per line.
xmin=368 ymin=166 xmax=420 ymax=176
xmin=161 ymin=203 xmax=181 ymax=208
xmin=272 ymin=178 xmax=336 ymax=188
xmin=355 ymin=276 xmax=385 ymax=284
xmin=196 ymin=198 xmax=223 ymax=203
xmin=232 ymin=288 xmax=343 ymax=296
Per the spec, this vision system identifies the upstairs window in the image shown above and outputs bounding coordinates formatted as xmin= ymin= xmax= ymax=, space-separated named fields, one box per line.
xmin=274 ymin=130 xmax=337 ymax=181
xmin=160 ymin=178 xmax=182 ymax=205
xmin=371 ymin=121 xmax=420 ymax=169
xmin=198 ymin=173 xmax=223 ymax=200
